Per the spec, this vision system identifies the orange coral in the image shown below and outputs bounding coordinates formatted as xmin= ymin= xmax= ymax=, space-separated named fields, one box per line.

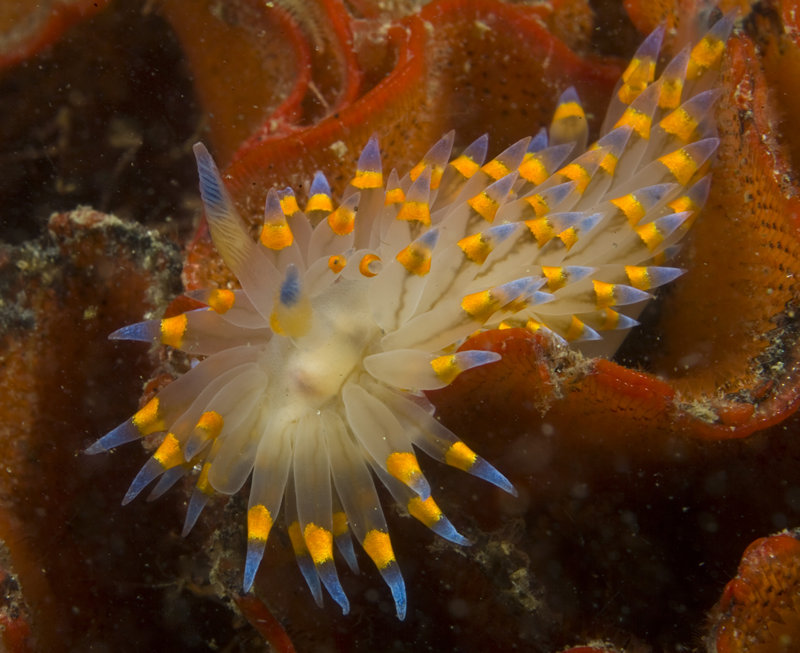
xmin=710 ymin=531 xmax=800 ymax=652
xmin=0 ymin=210 xmax=185 ymax=650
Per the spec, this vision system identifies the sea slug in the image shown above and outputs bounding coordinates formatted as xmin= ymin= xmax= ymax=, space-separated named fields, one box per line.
xmin=87 ymin=13 xmax=733 ymax=620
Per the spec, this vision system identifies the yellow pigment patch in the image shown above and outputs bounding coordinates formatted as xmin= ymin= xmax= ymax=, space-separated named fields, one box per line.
xmin=408 ymin=160 xmax=426 ymax=182
xmin=396 ymin=200 xmax=431 ymax=225
xmin=430 ymin=165 xmax=444 ymax=189
xmin=351 ymin=169 xmax=383 ymax=190
xmin=327 ymin=205 xmax=356 ymax=235
xmin=328 ymin=255 xmax=347 ymax=273
xmin=659 ymin=107 xmax=698 ymax=142
xmin=132 ymin=397 xmax=165 ymax=435
xmin=430 ymin=354 xmax=463 ymax=385
xmin=396 ymin=241 xmax=433 ymax=276
xmin=288 ymin=521 xmax=307 ymax=554
xmin=525 ymin=318 xmax=544 ymax=333
xmin=153 ymin=432 xmax=182 ymax=469
xmin=617 ymin=82 xmax=644 ymax=105
xmin=332 ymin=511 xmax=348 ymax=537
xmin=279 ymin=194 xmax=300 ymax=216
xmin=359 ymin=254 xmax=380 ymax=277
xmin=565 ymin=315 xmax=587 ymax=341
xmin=688 ymin=35 xmax=725 ymax=79
xmin=247 ymin=504 xmax=273 ymax=542
xmin=504 ymin=296 xmax=530 ymax=313
xmin=615 ymin=106 xmax=652 ymax=139
xmin=558 ymin=227 xmax=579 ymax=250
xmin=306 ymin=193 xmax=333 ymax=213
xmin=271 ymin=289 xmax=312 ymax=338
xmin=659 ymin=76 xmax=684 ymax=110
xmin=551 ymin=102 xmax=587 ymax=144
xmin=558 ymin=162 xmax=592 ymax=193
xmin=196 ymin=461 xmax=214 ymax=495
xmin=260 ymin=222 xmax=293 ymax=250
xmin=553 ymin=100 xmax=585 ymax=123
xmin=458 ymin=232 xmax=492 ymax=264
xmin=668 ymin=194 xmax=698 ymax=214
xmin=481 ymin=158 xmax=510 ymax=181
xmin=160 ymin=314 xmax=187 ymax=348
xmin=384 ymin=186 xmax=405 ymax=205
xmin=518 ymin=153 xmax=548 ymax=185
xmin=208 ymin=289 xmax=235 ymax=313
xmin=408 ymin=496 xmax=443 ymax=527
xmin=599 ymin=307 xmax=621 ymax=330
xmin=450 ymin=153 xmax=480 ymax=179
xmin=386 ymin=451 xmax=423 ymax=487
xmin=525 ymin=217 xmax=556 ymax=246
xmin=542 ymin=266 xmax=568 ymax=292
xmin=623 ymin=55 xmax=655 ymax=84
xmin=593 ymin=280 xmax=617 ymax=308
xmin=412 ymin=164 xmax=445 ymax=189
xmin=468 ymin=191 xmax=500 ymax=222
xmin=625 ymin=266 xmax=652 ymax=290
xmin=611 ymin=193 xmax=646 ymax=226
xmin=269 ymin=312 xmax=283 ymax=335
xmin=635 ymin=221 xmax=665 ymax=251
xmin=195 ymin=410 xmax=224 ymax=439
xmin=524 ymin=193 xmax=550 ymax=216
xmin=444 ymin=441 xmax=477 ymax=471
xmin=597 ymin=149 xmax=618 ymax=176
xmin=363 ymin=529 xmax=395 ymax=569
xmin=618 ymin=56 xmax=655 ymax=104
xmin=304 ymin=523 xmax=334 ymax=565
xmin=461 ymin=289 xmax=503 ymax=322
xmin=659 ymin=148 xmax=699 ymax=185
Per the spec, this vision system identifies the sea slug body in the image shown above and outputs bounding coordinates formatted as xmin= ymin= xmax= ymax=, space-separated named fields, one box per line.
xmin=86 ymin=14 xmax=733 ymax=620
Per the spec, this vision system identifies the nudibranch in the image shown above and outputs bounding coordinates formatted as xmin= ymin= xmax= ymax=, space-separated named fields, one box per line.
xmin=87 ymin=14 xmax=733 ymax=620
